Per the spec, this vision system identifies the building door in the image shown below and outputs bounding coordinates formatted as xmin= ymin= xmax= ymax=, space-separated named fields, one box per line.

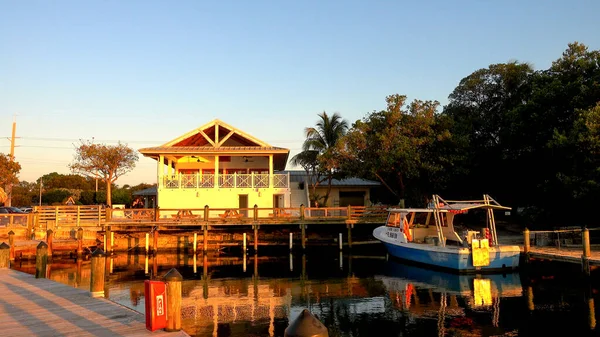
xmin=239 ymin=194 xmax=248 ymax=217
xmin=273 ymin=194 xmax=284 ymax=208
xmin=339 ymin=191 xmax=366 ymax=206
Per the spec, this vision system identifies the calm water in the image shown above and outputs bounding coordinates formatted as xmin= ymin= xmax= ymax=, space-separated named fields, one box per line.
xmin=11 ymin=251 xmax=599 ymax=337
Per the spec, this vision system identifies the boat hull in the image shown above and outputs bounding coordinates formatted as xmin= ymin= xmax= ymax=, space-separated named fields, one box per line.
xmin=374 ymin=226 xmax=520 ymax=273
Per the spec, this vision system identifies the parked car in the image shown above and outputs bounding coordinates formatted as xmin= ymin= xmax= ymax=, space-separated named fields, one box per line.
xmin=0 ymin=207 xmax=26 ymax=213
xmin=19 ymin=207 xmax=33 ymax=213
xmin=0 ymin=207 xmax=28 ymax=226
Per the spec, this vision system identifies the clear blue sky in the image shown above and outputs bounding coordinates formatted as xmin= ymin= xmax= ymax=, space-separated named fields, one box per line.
xmin=1 ymin=0 xmax=599 ymax=186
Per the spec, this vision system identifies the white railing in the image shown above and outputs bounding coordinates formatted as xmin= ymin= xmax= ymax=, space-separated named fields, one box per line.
xmin=162 ymin=173 xmax=289 ymax=189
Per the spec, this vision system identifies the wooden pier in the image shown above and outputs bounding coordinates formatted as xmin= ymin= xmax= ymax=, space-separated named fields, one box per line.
xmin=0 ymin=268 xmax=189 ymax=336
xmin=523 ymin=227 xmax=600 ymax=274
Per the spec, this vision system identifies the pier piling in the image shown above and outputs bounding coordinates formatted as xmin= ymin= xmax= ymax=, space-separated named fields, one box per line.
xmin=90 ymin=248 xmax=106 ymax=297
xmin=46 ymin=229 xmax=54 ymax=258
xmin=523 ymin=228 xmax=530 ymax=254
xmin=164 ymin=268 xmax=183 ymax=332
xmin=77 ymin=228 xmax=83 ymax=257
xmin=105 ymin=226 xmax=112 ymax=256
xmin=253 ymin=225 xmax=259 ymax=253
xmin=153 ymin=229 xmax=159 ymax=255
xmin=301 ymin=224 xmax=306 ymax=250
xmin=193 ymin=233 xmax=197 ymax=254
xmin=582 ymin=228 xmax=591 ymax=276
xmin=0 ymin=243 xmax=10 ymax=268
xmin=8 ymin=231 xmax=14 ymax=261
xmin=35 ymin=242 xmax=48 ymax=279
xmin=203 ymin=225 xmax=208 ymax=252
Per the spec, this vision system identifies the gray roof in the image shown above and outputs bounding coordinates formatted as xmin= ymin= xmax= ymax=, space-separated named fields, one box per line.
xmin=133 ymin=187 xmax=157 ymax=196
xmin=285 ymin=170 xmax=380 ymax=187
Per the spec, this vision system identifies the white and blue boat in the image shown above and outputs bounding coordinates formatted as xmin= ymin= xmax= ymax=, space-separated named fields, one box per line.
xmin=373 ymin=194 xmax=520 ymax=273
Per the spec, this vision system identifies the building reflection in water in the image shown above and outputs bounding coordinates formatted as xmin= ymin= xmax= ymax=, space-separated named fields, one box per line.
xmin=9 ymin=252 xmax=599 ymax=337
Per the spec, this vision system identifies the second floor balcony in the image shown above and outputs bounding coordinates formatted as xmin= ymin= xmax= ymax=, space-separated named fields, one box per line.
xmin=161 ymin=173 xmax=290 ymax=189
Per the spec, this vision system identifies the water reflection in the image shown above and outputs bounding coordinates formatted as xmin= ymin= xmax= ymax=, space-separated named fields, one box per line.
xmin=10 ymin=253 xmax=599 ymax=337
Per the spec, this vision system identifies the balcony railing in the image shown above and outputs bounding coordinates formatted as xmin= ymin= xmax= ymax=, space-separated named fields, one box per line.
xmin=162 ymin=173 xmax=289 ymax=189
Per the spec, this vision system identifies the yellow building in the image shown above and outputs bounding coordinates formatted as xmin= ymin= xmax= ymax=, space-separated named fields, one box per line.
xmin=138 ymin=119 xmax=290 ymax=212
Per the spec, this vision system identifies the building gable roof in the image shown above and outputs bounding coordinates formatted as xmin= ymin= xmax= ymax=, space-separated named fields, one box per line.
xmin=138 ymin=119 xmax=290 ymax=169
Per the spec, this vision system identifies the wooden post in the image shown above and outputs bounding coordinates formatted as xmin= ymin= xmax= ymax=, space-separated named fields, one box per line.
xmin=338 ymin=233 xmax=343 ymax=250
xmin=301 ymin=224 xmax=306 ymax=250
xmin=46 ymin=229 xmax=53 ymax=258
xmin=164 ymin=268 xmax=183 ymax=332
xmin=347 ymin=205 xmax=352 ymax=220
xmin=193 ymin=232 xmax=197 ymax=254
xmin=527 ymin=286 xmax=534 ymax=311
xmin=300 ymin=204 xmax=305 ymax=221
xmin=204 ymin=205 xmax=209 ymax=221
xmin=105 ymin=226 xmax=112 ymax=256
xmin=203 ymin=225 xmax=208 ymax=252
xmin=97 ymin=205 xmax=102 ymax=227
xmin=145 ymin=233 xmax=150 ymax=254
xmin=154 ymin=206 xmax=160 ymax=222
xmin=587 ymin=285 xmax=596 ymax=330
xmin=8 ymin=230 xmax=15 ymax=261
xmin=582 ymin=228 xmax=591 ymax=276
xmin=77 ymin=228 xmax=84 ymax=257
xmin=90 ymin=248 xmax=106 ymax=297
xmin=203 ymin=254 xmax=208 ymax=300
xmin=0 ymin=243 xmax=10 ymax=268
xmin=254 ymin=225 xmax=259 ymax=253
xmin=347 ymin=224 xmax=353 ymax=249
xmin=33 ymin=211 xmax=39 ymax=239
xmin=523 ymin=228 xmax=530 ymax=254
xmin=76 ymin=206 xmax=81 ymax=227
xmin=253 ymin=204 xmax=258 ymax=222
xmin=35 ymin=242 xmax=48 ymax=279
xmin=106 ymin=207 xmax=112 ymax=222
xmin=153 ymin=228 xmax=159 ymax=255
xmin=243 ymin=233 xmax=247 ymax=252
xmin=289 ymin=232 xmax=293 ymax=251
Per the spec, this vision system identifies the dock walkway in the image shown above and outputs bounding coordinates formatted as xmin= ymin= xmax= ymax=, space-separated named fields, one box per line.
xmin=0 ymin=269 xmax=189 ymax=337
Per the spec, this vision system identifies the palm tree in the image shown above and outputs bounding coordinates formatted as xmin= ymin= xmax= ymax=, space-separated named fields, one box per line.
xmin=293 ymin=112 xmax=348 ymax=207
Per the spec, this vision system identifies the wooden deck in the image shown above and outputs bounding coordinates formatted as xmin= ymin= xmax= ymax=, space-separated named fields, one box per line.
xmin=0 ymin=269 xmax=189 ymax=337
xmin=526 ymin=246 xmax=600 ymax=265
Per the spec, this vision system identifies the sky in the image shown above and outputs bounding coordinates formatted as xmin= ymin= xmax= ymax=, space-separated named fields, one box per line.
xmin=1 ymin=0 xmax=599 ymax=186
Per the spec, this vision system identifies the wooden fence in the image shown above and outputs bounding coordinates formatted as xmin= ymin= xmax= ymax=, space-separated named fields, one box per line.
xmin=1 ymin=205 xmax=389 ymax=231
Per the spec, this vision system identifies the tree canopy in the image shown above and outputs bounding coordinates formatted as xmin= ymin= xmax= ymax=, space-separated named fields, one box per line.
xmin=69 ymin=141 xmax=138 ymax=207
xmin=338 ymin=94 xmax=453 ymax=206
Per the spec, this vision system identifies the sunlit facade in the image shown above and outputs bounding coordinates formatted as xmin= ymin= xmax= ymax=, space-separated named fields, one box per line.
xmin=139 ymin=119 xmax=290 ymax=212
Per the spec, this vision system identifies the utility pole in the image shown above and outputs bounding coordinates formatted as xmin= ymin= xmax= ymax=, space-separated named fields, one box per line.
xmin=39 ymin=177 xmax=43 ymax=206
xmin=5 ymin=116 xmax=17 ymax=207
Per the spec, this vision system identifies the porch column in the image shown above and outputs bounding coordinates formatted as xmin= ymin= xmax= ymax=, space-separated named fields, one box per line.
xmin=167 ymin=158 xmax=173 ymax=177
xmin=158 ymin=155 xmax=164 ymax=188
xmin=214 ymin=156 xmax=219 ymax=188
xmin=269 ymin=155 xmax=273 ymax=188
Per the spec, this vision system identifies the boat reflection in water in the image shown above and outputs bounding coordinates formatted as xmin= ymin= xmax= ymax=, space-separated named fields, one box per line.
xmin=9 ymin=252 xmax=598 ymax=337
xmin=377 ymin=260 xmax=522 ymax=336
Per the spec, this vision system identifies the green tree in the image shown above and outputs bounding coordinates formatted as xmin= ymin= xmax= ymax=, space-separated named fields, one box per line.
xmin=295 ymin=112 xmax=348 ymax=206
xmin=290 ymin=150 xmax=322 ymax=206
xmin=339 ymin=94 xmax=451 ymax=206
xmin=0 ymin=153 xmax=21 ymax=205
xmin=69 ymin=141 xmax=138 ymax=207
xmin=442 ymin=61 xmax=534 ymax=202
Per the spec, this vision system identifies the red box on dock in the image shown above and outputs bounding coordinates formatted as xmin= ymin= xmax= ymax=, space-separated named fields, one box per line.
xmin=144 ymin=280 xmax=167 ymax=331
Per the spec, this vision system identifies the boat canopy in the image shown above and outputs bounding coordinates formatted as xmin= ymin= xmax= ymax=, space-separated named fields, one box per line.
xmin=439 ymin=203 xmax=511 ymax=211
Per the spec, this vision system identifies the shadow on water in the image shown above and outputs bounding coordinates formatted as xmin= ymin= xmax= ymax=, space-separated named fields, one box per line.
xmin=10 ymin=251 xmax=599 ymax=337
